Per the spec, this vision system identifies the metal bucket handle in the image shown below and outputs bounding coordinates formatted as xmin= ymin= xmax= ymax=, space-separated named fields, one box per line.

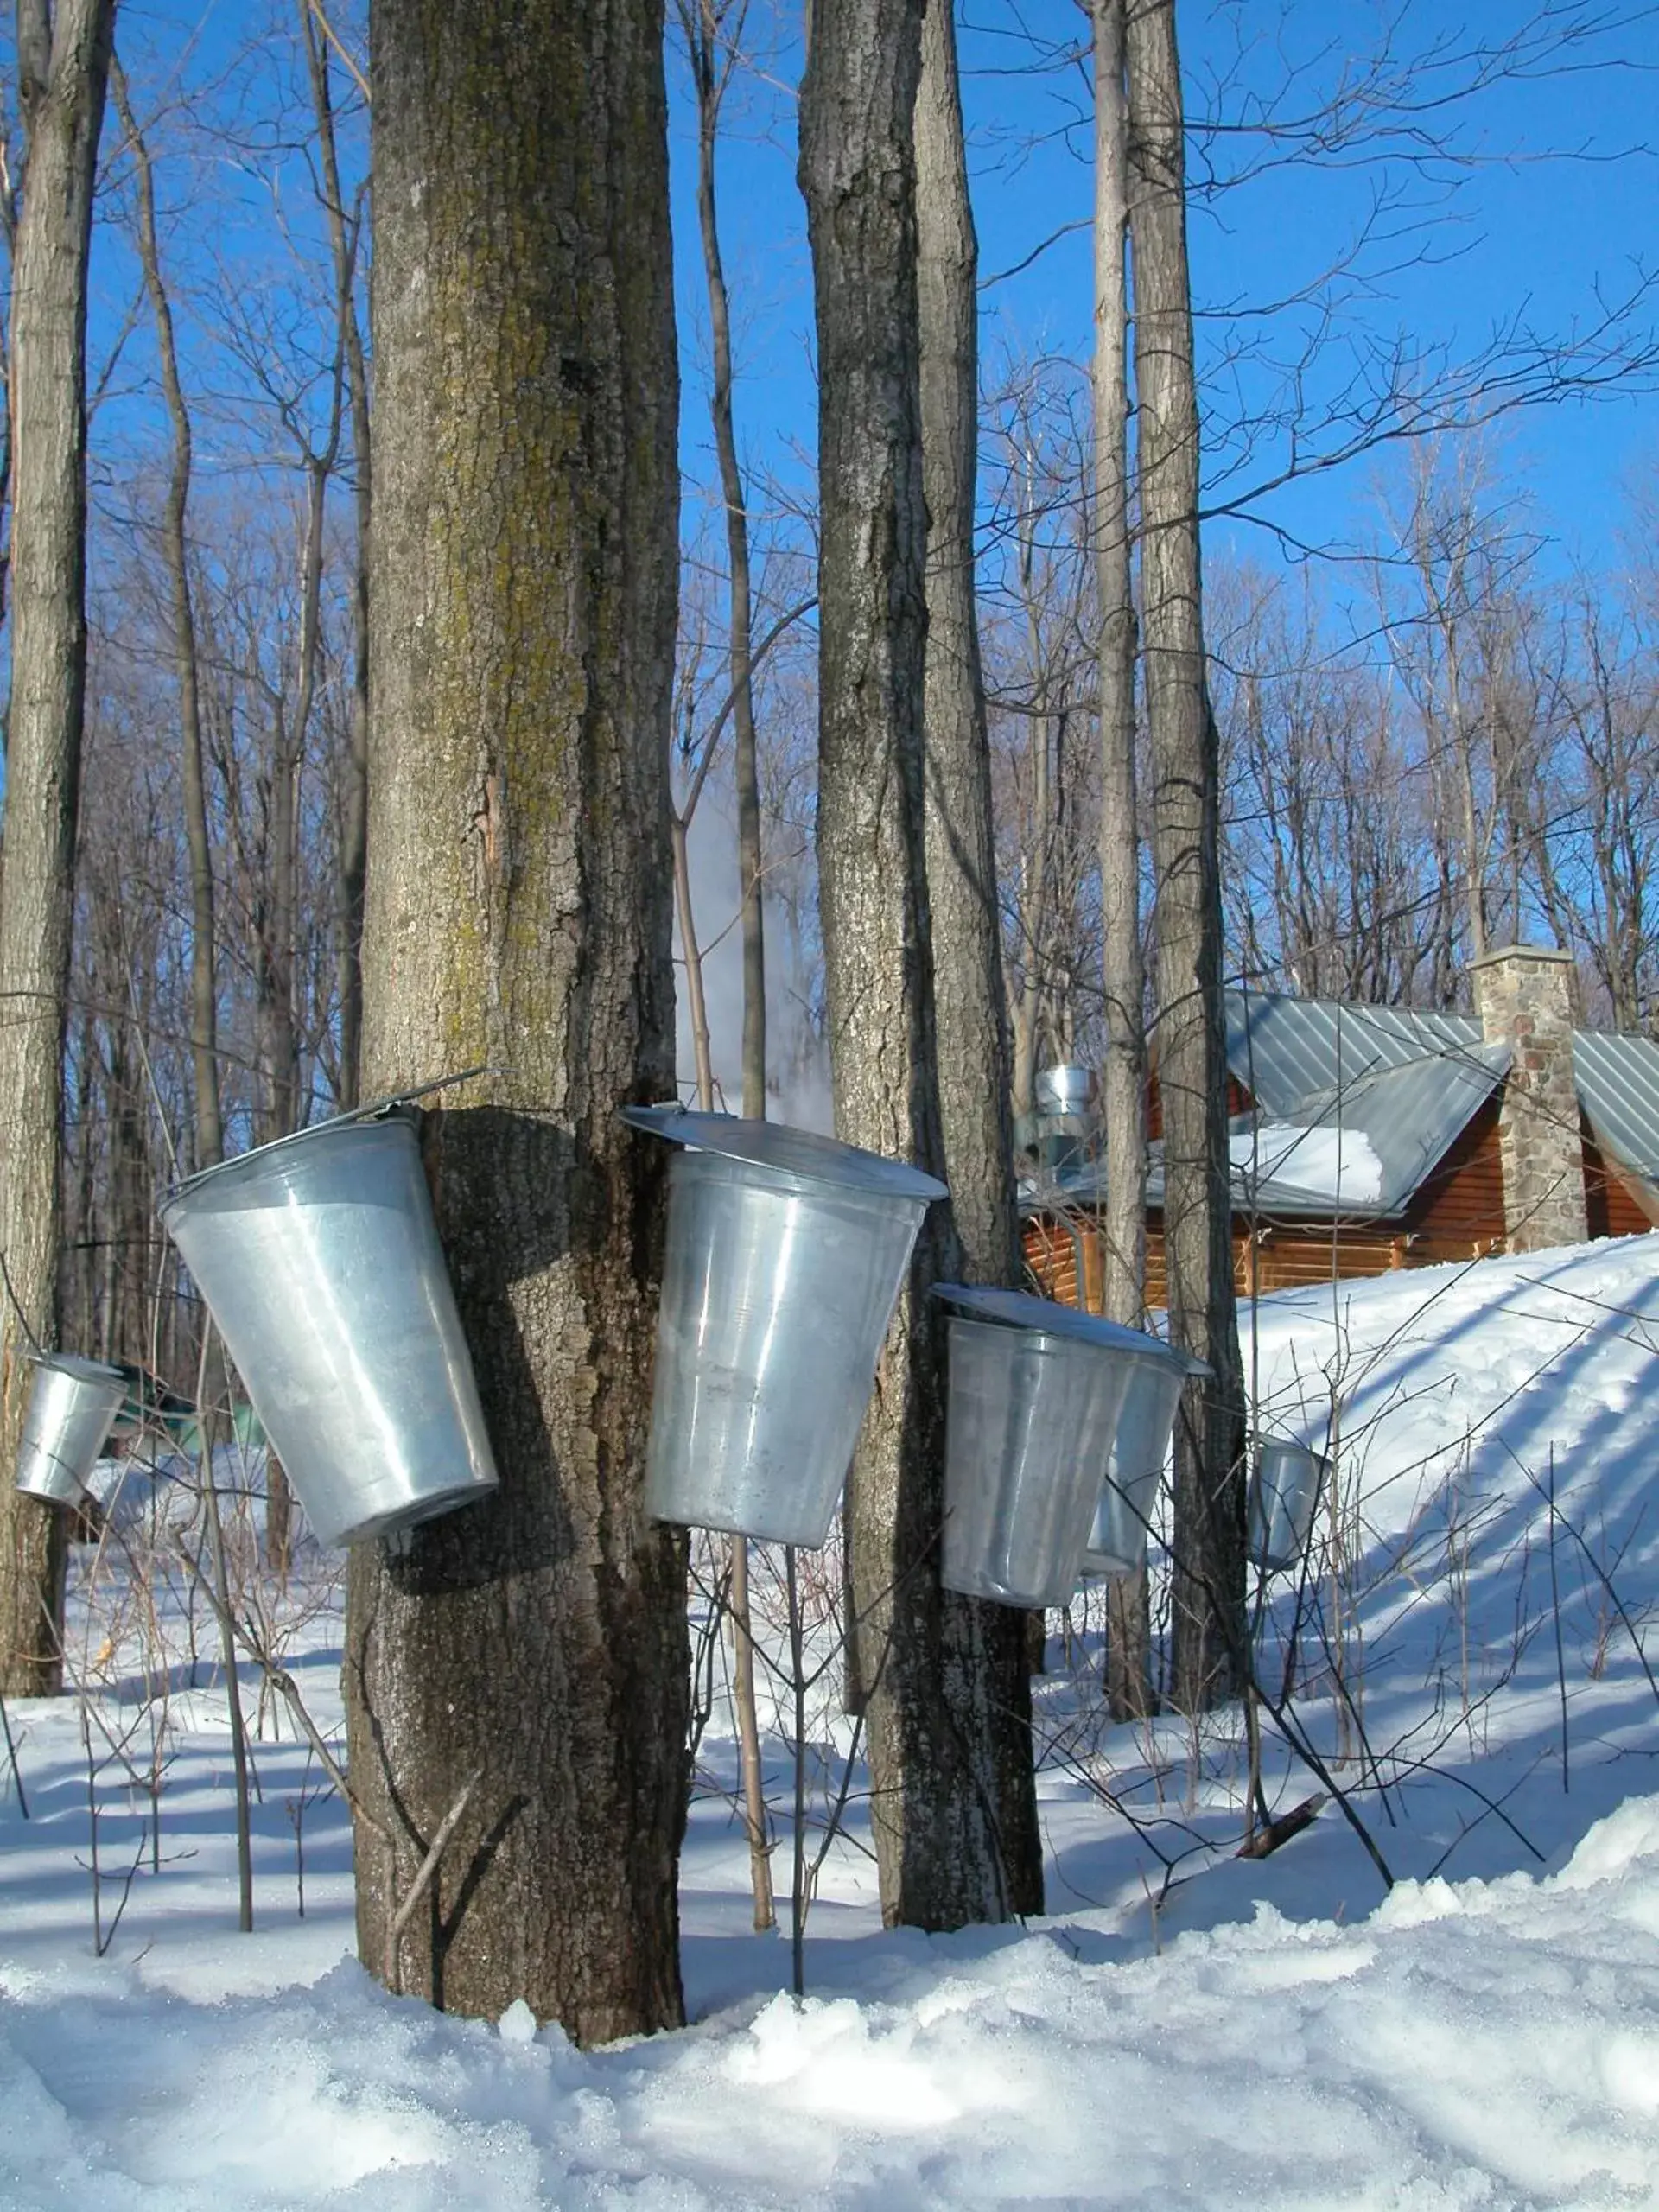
xmin=155 ymin=1065 xmax=508 ymax=1223
xmin=338 ymin=1061 xmax=504 ymax=1129
xmin=0 ymin=1252 xmax=46 ymax=1363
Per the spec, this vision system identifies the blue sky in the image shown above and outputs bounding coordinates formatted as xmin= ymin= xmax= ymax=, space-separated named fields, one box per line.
xmin=667 ymin=0 xmax=1659 ymax=597
xmin=69 ymin=1 xmax=1659 ymax=612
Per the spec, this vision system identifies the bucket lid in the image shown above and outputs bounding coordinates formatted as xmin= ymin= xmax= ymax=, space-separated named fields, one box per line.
xmin=1256 ymin=1428 xmax=1332 ymax=1470
xmin=159 ymin=1101 xmax=416 ymax=1221
xmin=931 ymin=1283 xmax=1211 ymax=1375
xmin=27 ymin=1350 xmax=126 ymax=1386
xmin=621 ymin=1104 xmax=948 ymax=1205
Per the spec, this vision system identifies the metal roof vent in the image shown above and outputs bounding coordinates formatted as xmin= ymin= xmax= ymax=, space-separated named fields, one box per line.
xmin=1020 ymin=1064 xmax=1100 ymax=1181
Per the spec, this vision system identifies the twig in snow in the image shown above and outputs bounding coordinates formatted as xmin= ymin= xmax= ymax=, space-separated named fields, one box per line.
xmin=1236 ymin=1792 xmax=1327 ymax=1860
xmin=383 ymin=1764 xmax=485 ymax=1995
xmin=1547 ymin=1443 xmax=1569 ymax=1793
xmin=171 ymin=1538 xmax=371 ymax=1831
xmin=0 ymin=1688 xmax=28 ymax=1817
xmin=1507 ymin=1440 xmax=1659 ymax=1708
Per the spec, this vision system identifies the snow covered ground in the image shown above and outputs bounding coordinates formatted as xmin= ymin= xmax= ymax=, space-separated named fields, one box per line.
xmin=8 ymin=1235 xmax=1659 ymax=2208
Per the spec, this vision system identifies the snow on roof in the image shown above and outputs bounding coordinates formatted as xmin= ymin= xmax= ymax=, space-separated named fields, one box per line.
xmin=1228 ymin=1122 xmax=1383 ymax=1204
xmin=1225 ymin=988 xmax=1659 ymax=1205
xmin=1268 ymin=1037 xmax=1512 ymax=1215
xmin=1025 ymin=989 xmax=1659 ymax=1222
xmin=1031 ymin=1040 xmax=1509 ymax=1219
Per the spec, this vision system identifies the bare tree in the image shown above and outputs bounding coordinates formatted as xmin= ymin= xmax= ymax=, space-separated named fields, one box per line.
xmin=1090 ymin=0 xmax=1141 ymax=1315
xmin=109 ymin=60 xmax=221 ymax=1171
xmin=980 ymin=372 xmax=1103 ymax=1111
xmin=1559 ymin=590 xmax=1659 ymax=1030
xmin=1126 ymin=0 xmax=1247 ymax=1712
xmin=300 ymin=0 xmax=370 ymax=1113
xmin=677 ymin=0 xmax=766 ymax=1116
xmin=915 ymin=0 xmax=1040 ymax=1912
xmin=672 ymin=0 xmax=777 ymax=1936
xmin=1006 ymin=445 xmax=1071 ymax=1122
xmin=0 ymin=0 xmax=116 ymax=1698
xmin=1212 ymin=563 xmax=1458 ymax=1007
xmin=1085 ymin=0 xmax=1154 ymax=1720
xmin=800 ymin=0 xmax=1030 ymax=1929
xmin=1373 ymin=439 xmax=1564 ymax=971
xmin=64 ymin=659 xmax=183 ymax=1369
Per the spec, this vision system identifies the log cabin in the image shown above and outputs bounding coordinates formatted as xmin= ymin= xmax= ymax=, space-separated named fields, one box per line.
xmin=1022 ymin=945 xmax=1659 ymax=1311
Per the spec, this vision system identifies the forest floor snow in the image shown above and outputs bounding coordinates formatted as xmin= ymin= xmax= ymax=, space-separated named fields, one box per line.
xmin=8 ymin=1236 xmax=1659 ymax=2206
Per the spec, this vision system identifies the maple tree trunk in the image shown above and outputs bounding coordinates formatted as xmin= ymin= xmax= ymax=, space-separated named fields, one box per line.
xmin=1126 ymin=0 xmax=1248 ymax=1710
xmin=1092 ymin=0 xmax=1155 ymax=1721
xmin=0 ymin=0 xmax=115 ymax=1698
xmin=345 ymin=0 xmax=688 ymax=2044
xmin=801 ymin=0 xmax=1029 ymax=1929
xmin=913 ymin=0 xmax=1041 ymax=1910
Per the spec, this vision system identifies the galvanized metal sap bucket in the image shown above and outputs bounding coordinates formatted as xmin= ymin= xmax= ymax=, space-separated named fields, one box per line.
xmin=14 ymin=1353 xmax=128 ymax=1506
xmin=933 ymin=1284 xmax=1136 ymax=1609
xmin=624 ymin=1106 xmax=946 ymax=1546
xmin=1080 ymin=1338 xmax=1211 ymax=1578
xmin=1249 ymin=1433 xmax=1331 ymax=1573
xmin=158 ymin=1108 xmax=498 ymax=1548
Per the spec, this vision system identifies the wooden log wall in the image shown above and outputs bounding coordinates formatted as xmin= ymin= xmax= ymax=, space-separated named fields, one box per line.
xmin=1584 ymin=1120 xmax=1659 ymax=1236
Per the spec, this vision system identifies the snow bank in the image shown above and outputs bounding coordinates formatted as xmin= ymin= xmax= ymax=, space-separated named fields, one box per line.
xmin=7 ymin=1234 xmax=1659 ymax=2208
xmin=6 ymin=1795 xmax=1659 ymax=2208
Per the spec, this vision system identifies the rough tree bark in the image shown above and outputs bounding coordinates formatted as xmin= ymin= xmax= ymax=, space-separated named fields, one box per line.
xmin=1091 ymin=0 xmax=1154 ymax=1720
xmin=912 ymin=0 xmax=1041 ymax=1910
xmin=0 ymin=0 xmax=115 ymax=1699
xmin=345 ymin=0 xmax=689 ymax=2045
xmin=801 ymin=0 xmax=1028 ymax=1929
xmin=1125 ymin=0 xmax=1248 ymax=1710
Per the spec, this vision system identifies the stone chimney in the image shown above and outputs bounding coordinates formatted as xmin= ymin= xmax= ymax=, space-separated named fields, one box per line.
xmin=1471 ymin=944 xmax=1587 ymax=1254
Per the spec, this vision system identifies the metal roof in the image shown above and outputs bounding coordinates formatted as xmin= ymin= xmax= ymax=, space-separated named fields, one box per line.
xmin=1038 ymin=1042 xmax=1504 ymax=1222
xmin=1024 ymin=989 xmax=1659 ymax=1225
xmin=1224 ymin=994 xmax=1484 ymax=1116
xmin=1226 ymin=995 xmax=1659 ymax=1192
xmin=1272 ymin=1039 xmax=1511 ymax=1214
xmin=1570 ymin=1031 xmax=1659 ymax=1185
